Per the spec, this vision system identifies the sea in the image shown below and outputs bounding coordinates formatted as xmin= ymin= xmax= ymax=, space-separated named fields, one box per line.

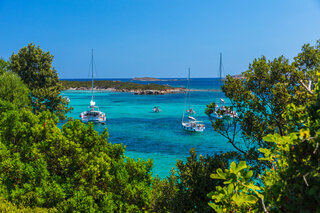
xmin=61 ymin=78 xmax=236 ymax=178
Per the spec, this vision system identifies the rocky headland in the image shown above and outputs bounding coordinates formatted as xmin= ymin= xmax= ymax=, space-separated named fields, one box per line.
xmin=61 ymin=80 xmax=185 ymax=95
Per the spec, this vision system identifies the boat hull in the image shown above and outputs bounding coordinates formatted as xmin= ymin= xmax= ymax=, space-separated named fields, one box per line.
xmin=80 ymin=111 xmax=106 ymax=124
xmin=81 ymin=118 xmax=106 ymax=124
xmin=182 ymin=122 xmax=205 ymax=132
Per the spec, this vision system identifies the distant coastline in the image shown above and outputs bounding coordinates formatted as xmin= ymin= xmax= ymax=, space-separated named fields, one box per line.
xmin=61 ymin=80 xmax=185 ymax=95
xmin=132 ymin=77 xmax=179 ymax=81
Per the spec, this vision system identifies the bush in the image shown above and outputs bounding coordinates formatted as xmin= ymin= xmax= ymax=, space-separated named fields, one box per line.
xmin=0 ymin=109 xmax=153 ymax=212
xmin=150 ymin=149 xmax=243 ymax=212
xmin=0 ymin=72 xmax=30 ymax=110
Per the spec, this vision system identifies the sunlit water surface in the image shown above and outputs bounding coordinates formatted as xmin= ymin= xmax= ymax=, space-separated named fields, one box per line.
xmin=61 ymin=78 xmax=236 ymax=178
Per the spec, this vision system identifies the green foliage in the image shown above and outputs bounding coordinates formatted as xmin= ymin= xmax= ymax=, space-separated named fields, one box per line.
xmin=0 ymin=72 xmax=30 ymax=110
xmin=151 ymin=149 xmax=243 ymax=213
xmin=208 ymin=161 xmax=261 ymax=213
xmin=207 ymin=55 xmax=312 ymax=154
xmin=61 ymin=80 xmax=174 ymax=91
xmin=256 ymin=78 xmax=320 ymax=212
xmin=206 ymin=40 xmax=320 ymax=171
xmin=0 ymin=196 xmax=55 ymax=212
xmin=0 ymin=109 xmax=154 ymax=212
xmin=208 ymin=76 xmax=320 ymax=212
xmin=149 ymin=171 xmax=178 ymax=212
xmin=293 ymin=39 xmax=320 ymax=90
xmin=10 ymin=43 xmax=72 ymax=120
xmin=172 ymin=149 xmax=244 ymax=213
xmin=0 ymin=57 xmax=10 ymax=75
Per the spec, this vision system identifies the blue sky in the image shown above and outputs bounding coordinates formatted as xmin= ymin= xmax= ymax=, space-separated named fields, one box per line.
xmin=0 ymin=0 xmax=320 ymax=78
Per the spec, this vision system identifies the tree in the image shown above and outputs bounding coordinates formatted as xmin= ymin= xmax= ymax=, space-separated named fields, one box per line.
xmin=208 ymin=84 xmax=320 ymax=212
xmin=0 ymin=57 xmax=9 ymax=75
xmin=293 ymin=39 xmax=320 ymax=93
xmin=10 ymin=43 xmax=71 ymax=120
xmin=206 ymin=40 xmax=320 ymax=212
xmin=0 ymin=72 xmax=30 ymax=110
xmin=0 ymin=109 xmax=154 ymax=212
xmin=0 ymin=196 xmax=55 ymax=212
xmin=150 ymin=149 xmax=243 ymax=212
xmin=206 ymin=41 xmax=320 ymax=161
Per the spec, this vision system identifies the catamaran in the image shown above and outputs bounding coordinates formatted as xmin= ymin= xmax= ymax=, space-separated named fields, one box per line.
xmin=181 ymin=69 xmax=205 ymax=132
xmin=80 ymin=49 xmax=106 ymax=124
xmin=212 ymin=53 xmax=238 ymax=119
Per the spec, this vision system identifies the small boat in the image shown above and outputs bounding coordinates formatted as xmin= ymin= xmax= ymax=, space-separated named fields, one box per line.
xmin=181 ymin=69 xmax=205 ymax=132
xmin=153 ymin=106 xmax=161 ymax=112
xmin=212 ymin=53 xmax=237 ymax=119
xmin=182 ymin=116 xmax=205 ymax=132
xmin=80 ymin=100 xmax=106 ymax=124
xmin=211 ymin=98 xmax=238 ymax=119
xmin=80 ymin=49 xmax=106 ymax=124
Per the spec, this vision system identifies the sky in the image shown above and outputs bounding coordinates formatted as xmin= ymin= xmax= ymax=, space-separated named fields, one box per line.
xmin=0 ymin=0 xmax=320 ymax=78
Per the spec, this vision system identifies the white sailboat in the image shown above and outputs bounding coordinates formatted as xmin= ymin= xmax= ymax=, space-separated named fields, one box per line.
xmin=80 ymin=49 xmax=106 ymax=124
xmin=212 ymin=53 xmax=238 ymax=119
xmin=182 ymin=68 xmax=205 ymax=132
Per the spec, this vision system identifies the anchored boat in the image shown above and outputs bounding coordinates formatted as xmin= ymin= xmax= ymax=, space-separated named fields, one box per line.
xmin=212 ymin=53 xmax=238 ymax=119
xmin=80 ymin=49 xmax=106 ymax=124
xmin=153 ymin=106 xmax=161 ymax=112
xmin=181 ymin=68 xmax=205 ymax=132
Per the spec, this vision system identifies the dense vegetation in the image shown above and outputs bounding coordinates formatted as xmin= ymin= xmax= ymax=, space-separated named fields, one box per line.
xmin=10 ymin=43 xmax=72 ymax=120
xmin=61 ymin=80 xmax=175 ymax=91
xmin=0 ymin=40 xmax=319 ymax=212
xmin=206 ymin=40 xmax=320 ymax=212
xmin=0 ymin=110 xmax=154 ymax=212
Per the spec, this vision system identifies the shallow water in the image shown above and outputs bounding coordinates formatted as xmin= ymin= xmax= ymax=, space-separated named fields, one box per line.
xmin=61 ymin=78 xmax=236 ymax=178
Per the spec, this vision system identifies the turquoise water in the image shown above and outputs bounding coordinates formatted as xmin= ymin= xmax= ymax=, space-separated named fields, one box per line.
xmin=61 ymin=78 xmax=235 ymax=178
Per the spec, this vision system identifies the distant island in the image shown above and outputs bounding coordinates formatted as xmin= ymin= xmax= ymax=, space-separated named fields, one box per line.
xmin=132 ymin=77 xmax=163 ymax=81
xmin=132 ymin=77 xmax=179 ymax=81
xmin=60 ymin=80 xmax=184 ymax=95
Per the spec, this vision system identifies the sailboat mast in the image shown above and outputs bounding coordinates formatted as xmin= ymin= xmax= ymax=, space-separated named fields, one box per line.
xmin=219 ymin=53 xmax=222 ymax=79
xmin=187 ymin=68 xmax=191 ymax=111
xmin=182 ymin=68 xmax=190 ymax=122
xmin=91 ymin=49 xmax=94 ymax=102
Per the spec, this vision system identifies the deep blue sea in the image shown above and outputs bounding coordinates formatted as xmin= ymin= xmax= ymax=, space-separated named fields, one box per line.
xmin=61 ymin=78 xmax=236 ymax=178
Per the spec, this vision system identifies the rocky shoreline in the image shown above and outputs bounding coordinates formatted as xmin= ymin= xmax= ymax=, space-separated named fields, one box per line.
xmin=66 ymin=87 xmax=186 ymax=95
xmin=65 ymin=87 xmax=220 ymax=95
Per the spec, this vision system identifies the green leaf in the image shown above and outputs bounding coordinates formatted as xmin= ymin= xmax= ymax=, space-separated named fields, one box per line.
xmin=217 ymin=168 xmax=227 ymax=179
xmin=207 ymin=191 xmax=215 ymax=199
xmin=258 ymin=148 xmax=271 ymax=155
xmin=245 ymin=195 xmax=258 ymax=204
xmin=244 ymin=170 xmax=253 ymax=179
xmin=236 ymin=161 xmax=247 ymax=173
xmin=227 ymin=183 xmax=234 ymax=194
xmin=230 ymin=161 xmax=236 ymax=173
xmin=210 ymin=173 xmax=221 ymax=179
